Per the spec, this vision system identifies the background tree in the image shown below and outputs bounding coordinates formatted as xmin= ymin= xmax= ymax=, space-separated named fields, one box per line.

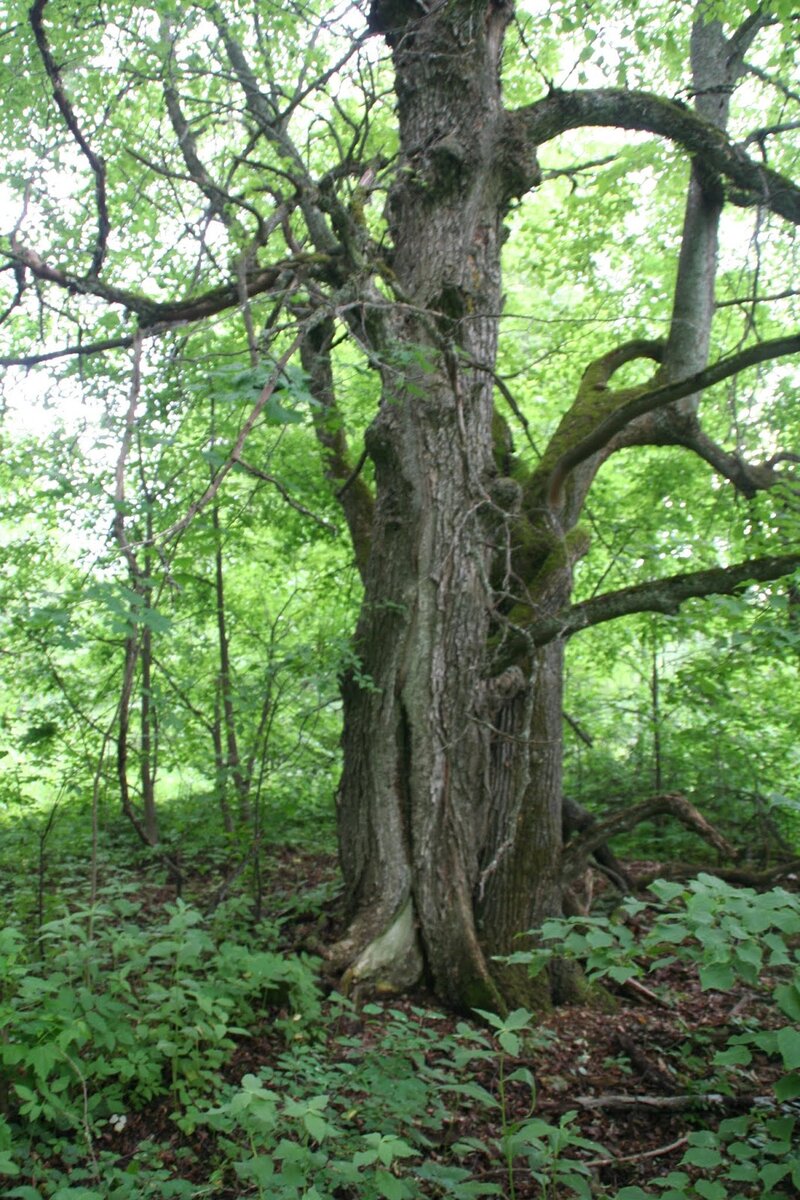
xmin=1 ymin=0 xmax=799 ymax=1011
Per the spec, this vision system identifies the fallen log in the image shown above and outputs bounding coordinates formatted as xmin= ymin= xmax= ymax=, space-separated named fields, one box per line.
xmin=632 ymin=857 xmax=800 ymax=889
xmin=571 ymin=1092 xmax=762 ymax=1113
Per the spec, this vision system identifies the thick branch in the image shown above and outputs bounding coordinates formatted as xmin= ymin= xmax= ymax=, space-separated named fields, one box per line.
xmin=528 ymin=552 xmax=800 ymax=646
xmin=0 ymin=332 xmax=136 ymax=368
xmin=160 ymin=20 xmax=233 ymax=222
xmin=546 ymin=332 xmax=800 ymax=502
xmin=581 ymin=339 xmax=664 ymax=389
xmin=646 ymin=413 xmax=791 ymax=497
xmin=509 ymin=89 xmax=800 ymax=224
xmin=633 ymin=858 xmax=800 ymax=888
xmin=300 ymin=318 xmax=374 ymax=578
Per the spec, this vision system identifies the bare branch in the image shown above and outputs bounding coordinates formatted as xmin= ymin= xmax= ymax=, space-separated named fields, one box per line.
xmin=208 ymin=2 xmax=339 ymax=256
xmin=572 ymin=1093 xmax=763 ymax=1113
xmin=716 ymin=287 xmax=800 ymax=308
xmin=0 ymin=246 xmax=322 ymax=329
xmin=29 ymin=0 xmax=109 ymax=276
xmin=743 ymin=120 xmax=800 ymax=148
xmin=158 ymin=323 xmax=307 ymax=543
xmin=539 ymin=153 xmax=617 ymax=183
xmin=152 ymin=655 xmax=214 ymax=734
xmin=582 ymin=1137 xmax=690 ymax=1166
xmin=236 ymin=458 xmax=339 ymax=534
xmin=0 ymin=333 xmax=136 ymax=368
xmin=335 ymin=445 xmax=369 ymax=498
xmin=563 ymin=711 xmax=593 ymax=747
xmin=0 ymin=273 xmax=26 ymax=326
xmin=633 ymin=858 xmax=800 ymax=888
xmin=563 ymin=792 xmax=738 ymax=878
xmin=652 ymin=415 xmax=793 ymax=497
xmin=745 ymin=60 xmax=800 ymax=107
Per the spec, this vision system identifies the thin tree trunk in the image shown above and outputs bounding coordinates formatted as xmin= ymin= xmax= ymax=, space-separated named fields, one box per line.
xmin=139 ymin=531 xmax=159 ymax=844
xmin=118 ymin=631 xmax=157 ymax=846
xmin=213 ymin=687 xmax=234 ymax=834
xmin=212 ymin=499 xmax=250 ymax=823
xmin=651 ymin=645 xmax=663 ymax=797
xmin=139 ymin=620 xmax=158 ymax=843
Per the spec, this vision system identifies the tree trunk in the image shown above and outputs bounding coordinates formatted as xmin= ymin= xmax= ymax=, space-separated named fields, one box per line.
xmin=326 ymin=1 xmax=786 ymax=1014
xmin=330 ymin=0 xmax=550 ymax=1011
xmin=139 ymin=618 xmax=159 ymax=845
xmin=212 ymin=498 xmax=251 ymax=824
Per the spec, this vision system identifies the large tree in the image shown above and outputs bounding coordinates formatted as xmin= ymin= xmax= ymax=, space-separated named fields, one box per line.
xmin=2 ymin=0 xmax=799 ymax=1009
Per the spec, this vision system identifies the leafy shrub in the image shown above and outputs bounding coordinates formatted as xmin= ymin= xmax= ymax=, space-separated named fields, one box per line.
xmin=0 ymin=894 xmax=320 ymax=1187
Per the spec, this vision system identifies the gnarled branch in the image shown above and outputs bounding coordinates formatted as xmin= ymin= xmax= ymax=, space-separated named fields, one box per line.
xmin=546 ymin=332 xmax=800 ymax=503
xmin=562 ymin=792 xmax=738 ymax=882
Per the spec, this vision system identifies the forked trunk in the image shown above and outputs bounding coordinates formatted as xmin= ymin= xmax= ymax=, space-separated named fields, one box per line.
xmin=331 ymin=0 xmax=751 ymax=1013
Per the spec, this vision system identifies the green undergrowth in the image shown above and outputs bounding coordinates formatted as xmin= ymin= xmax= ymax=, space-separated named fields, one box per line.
xmin=507 ymin=874 xmax=800 ymax=1200
xmin=0 ymin=884 xmax=603 ymax=1199
xmin=1 ymin=819 xmax=798 ymax=1199
xmin=0 ymin=785 xmax=337 ymax=936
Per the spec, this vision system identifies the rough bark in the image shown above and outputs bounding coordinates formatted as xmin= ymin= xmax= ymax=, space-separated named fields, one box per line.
xmin=330 ymin=0 xmax=531 ymax=1010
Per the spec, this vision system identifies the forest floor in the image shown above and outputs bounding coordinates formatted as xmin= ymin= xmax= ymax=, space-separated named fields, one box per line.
xmin=77 ymin=844 xmax=794 ymax=1199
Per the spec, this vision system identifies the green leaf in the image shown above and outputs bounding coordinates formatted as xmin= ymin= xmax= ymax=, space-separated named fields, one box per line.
xmin=699 ymin=962 xmax=735 ymax=992
xmin=303 ymin=1112 xmax=330 ymax=1141
xmin=0 ymin=1155 xmax=20 ymax=1177
xmin=375 ymin=1168 xmax=408 ymax=1200
xmin=682 ymin=1146 xmax=723 ymax=1168
xmin=777 ymin=1027 xmax=800 ymax=1070
xmin=759 ymin=1162 xmax=791 ymax=1189
xmin=774 ymin=983 xmax=800 ymax=1022
xmin=51 ymin=1190 xmax=106 ymax=1199
xmin=498 ymin=1031 xmax=520 ymax=1056
xmin=714 ymin=1045 xmax=751 ymax=1066
xmin=649 ymin=881 xmax=687 ymax=903
xmin=693 ymin=1182 xmax=726 ymax=1200
xmin=264 ymin=394 xmax=303 ymax=425
xmin=504 ymin=1008 xmax=534 ymax=1030
xmin=774 ymin=1072 xmax=800 ymax=1100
